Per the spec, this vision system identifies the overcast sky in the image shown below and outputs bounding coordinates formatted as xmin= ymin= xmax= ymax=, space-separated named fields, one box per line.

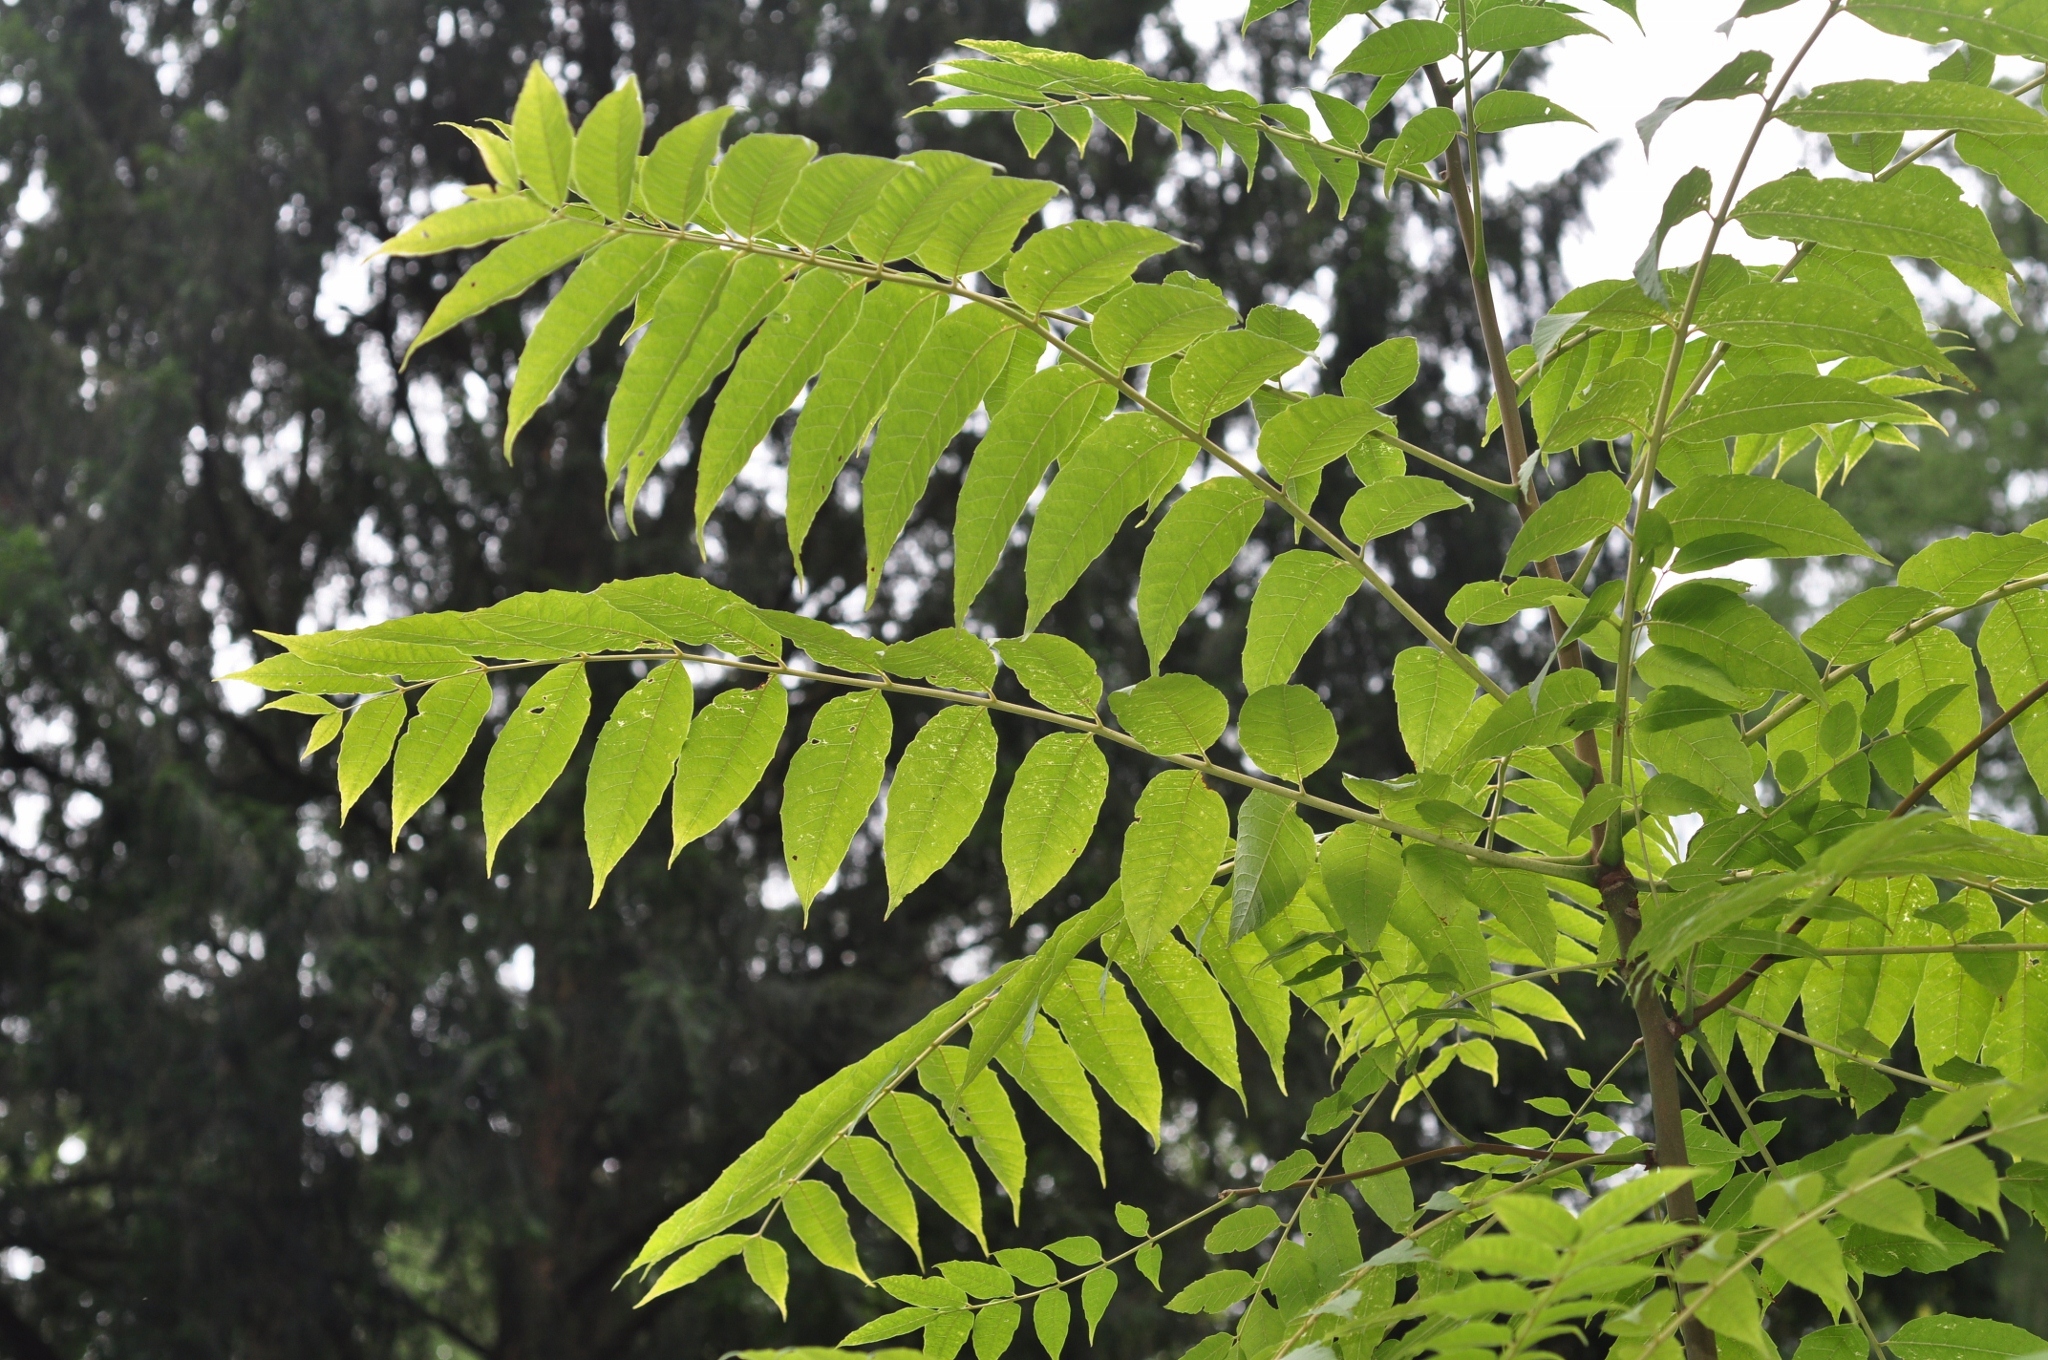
xmin=1174 ymin=0 xmax=1995 ymax=292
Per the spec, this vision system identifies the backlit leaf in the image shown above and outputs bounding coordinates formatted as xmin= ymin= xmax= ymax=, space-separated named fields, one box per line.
xmin=786 ymin=284 xmax=947 ymax=571
xmin=389 ymin=671 xmax=492 ymax=845
xmin=1109 ymin=674 xmax=1230 ymax=755
xmin=1120 ymin=770 xmax=1230 ymax=957
xmin=994 ymin=634 xmax=1103 ymax=718
xmin=885 ymin=706 xmax=998 ymax=911
xmin=956 ymin=365 xmax=1115 ymax=623
xmin=1230 ymin=790 xmax=1316 ymax=940
xmin=1004 ymin=221 xmax=1178 ymax=313
xmin=1243 ymin=550 xmax=1359 ymax=692
xmin=572 ymin=78 xmax=643 ymax=221
xmin=1137 ymin=479 xmax=1266 ymax=673
xmin=1002 ymin=733 xmax=1109 ymax=920
xmin=1042 ymin=961 xmax=1163 ymax=1140
xmin=1237 ymin=684 xmax=1338 ymax=783
xmin=782 ymin=689 xmax=892 ymax=912
xmin=670 ymin=682 xmax=789 ymax=857
xmin=512 ymin=63 xmax=573 ymax=207
xmin=585 ymin=661 xmax=694 ymax=904
xmin=1026 ymin=414 xmax=1196 ymax=630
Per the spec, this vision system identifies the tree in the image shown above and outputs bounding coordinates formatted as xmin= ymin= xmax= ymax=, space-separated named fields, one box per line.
xmin=250 ymin=3 xmax=2048 ymax=1358
xmin=0 ymin=3 xmax=1623 ymax=1357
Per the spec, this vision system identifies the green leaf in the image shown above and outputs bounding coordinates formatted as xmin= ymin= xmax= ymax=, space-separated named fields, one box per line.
xmin=1189 ymin=890 xmax=1293 ymax=1091
xmin=585 ymin=661 xmax=694 ymax=905
xmin=1231 ymin=790 xmax=1316 ymax=940
xmin=1242 ymin=549 xmax=1358 ymax=694
xmin=1341 ymin=475 xmax=1472 ymax=543
xmin=598 ymin=573 xmax=783 ymax=659
xmin=1042 ymin=961 xmax=1163 ymax=1141
xmin=1696 ymin=280 xmax=1957 ymax=376
xmin=973 ymin=1302 xmax=1022 ymax=1360
xmin=389 ymin=671 xmax=491 ymax=845
xmin=782 ymin=1180 xmax=868 ymax=1282
xmin=1459 ymin=667 xmax=1597 ymax=764
xmin=337 ymin=691 xmax=408 ymax=823
xmin=916 ymin=177 xmax=1064 ymax=279
xmin=1004 ymin=221 xmax=1178 ymax=314
xmin=1446 ymin=577 xmax=1580 ymax=629
xmin=1635 ymin=167 xmax=1714 ymax=302
xmin=1839 ymin=1177 xmax=1933 ymax=1240
xmin=1671 ymin=368 xmax=1925 ymax=444
xmin=633 ymin=967 xmax=1013 ymax=1271
xmin=1109 ymin=674 xmax=1229 ymax=755
xmin=994 ymin=635 xmax=1102 ymax=718
xmin=696 ymin=269 xmax=868 ymax=531
xmin=712 ymin=132 xmax=817 ymax=238
xmin=1002 ymin=733 xmax=1109 ymax=921
xmin=1026 ymin=413 xmax=1196 ymax=630
xmin=882 ymin=629 xmax=999 ymax=691
xmin=1801 ymin=585 xmax=1938 ymax=666
xmin=1257 ymin=394 xmax=1389 ymax=484
xmin=1393 ymin=646 xmax=1474 ymax=771
xmin=1012 ymin=107 xmax=1055 ymax=156
xmin=1636 ymin=51 xmax=1772 ymax=150
xmin=1343 ymin=336 xmax=1420 ymax=407
xmin=1889 ymin=1315 xmax=2048 ymax=1360
xmin=787 ymin=284 xmax=946 ymax=571
xmin=885 ymin=707 xmax=998 ymax=912
xmin=1845 ymin=0 xmax=2048 ymax=53
xmin=994 ymin=1019 xmax=1104 ymax=1180
xmin=756 ymin=613 xmax=885 ymax=677
xmin=1657 ymin=473 xmax=1883 ymax=562
xmin=1205 ymin=1205 xmax=1282 ymax=1254
xmin=448 ymin=123 xmax=518 ymax=191
xmin=851 ymin=150 xmax=994 ymax=265
xmin=638 ymin=1234 xmax=747 ymax=1306
xmin=782 ymin=689 xmax=892 ymax=913
xmin=641 ymin=106 xmax=735 ymax=224
xmin=226 ymin=654 xmax=395 ymax=695
xmin=1780 ymin=78 xmax=2048 ymax=137
xmin=607 ymin=251 xmax=792 ymax=506
xmin=826 ymin=1133 xmax=924 ymax=1264
xmin=1137 ymin=479 xmax=1266 ymax=674
xmin=743 ymin=1236 xmax=789 ymax=1317
xmin=864 ymin=303 xmax=1019 ymax=599
xmin=1105 ymin=930 xmax=1243 ymax=1100
xmin=1119 ymin=771 xmax=1230 ymax=958
xmin=1091 ymin=283 xmax=1238 ymax=371
xmin=1171 ymin=331 xmax=1307 ymax=428
xmin=572 ymin=78 xmax=643 ymax=221
xmin=1732 ymin=170 xmax=2008 ymax=273
xmin=1335 ymin=19 xmax=1455 ymax=76
xmin=1505 ymin=471 xmax=1628 ymax=573
xmin=404 ymin=219 xmax=608 ymax=363
xmin=919 ymin=1049 xmax=1028 ymax=1221
xmin=1870 ymin=626 xmax=1980 ymax=813
xmin=1081 ymin=1267 xmax=1116 ymax=1342
xmin=511 ymin=63 xmax=573 ymax=207
xmin=671 ymin=682 xmax=789 ymax=858
xmin=1649 ymin=582 xmax=1822 ymax=701
xmin=1957 ymin=131 xmax=2048 ymax=222
xmin=1165 ymin=1268 xmax=1255 ymax=1314
xmin=1033 ymin=1289 xmax=1071 ymax=1359
xmin=1468 ymin=4 xmax=1602 ymax=48
xmin=1474 ymin=90 xmax=1591 ymax=134
xmin=870 ymin=1091 xmax=986 ymax=1252
xmin=1898 ymin=532 xmax=2048 ymax=606
xmin=780 ymin=153 xmax=906 ymax=250
xmin=1238 ymin=684 xmax=1338 ymax=783
xmin=955 ymin=365 xmax=1115 ymax=623
xmin=1980 ymin=593 xmax=2048 ymax=791
xmin=374 ymin=194 xmax=553 ymax=258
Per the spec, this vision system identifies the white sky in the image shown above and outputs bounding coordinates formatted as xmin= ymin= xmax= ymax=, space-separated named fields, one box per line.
xmin=1171 ymin=0 xmax=2012 ymax=292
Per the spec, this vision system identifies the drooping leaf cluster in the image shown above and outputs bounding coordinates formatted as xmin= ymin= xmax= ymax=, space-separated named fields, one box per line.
xmin=239 ymin=2 xmax=2048 ymax=1358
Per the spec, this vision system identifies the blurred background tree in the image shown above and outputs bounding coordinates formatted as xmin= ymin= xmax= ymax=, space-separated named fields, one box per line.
xmin=14 ymin=1 xmax=2038 ymax=1357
